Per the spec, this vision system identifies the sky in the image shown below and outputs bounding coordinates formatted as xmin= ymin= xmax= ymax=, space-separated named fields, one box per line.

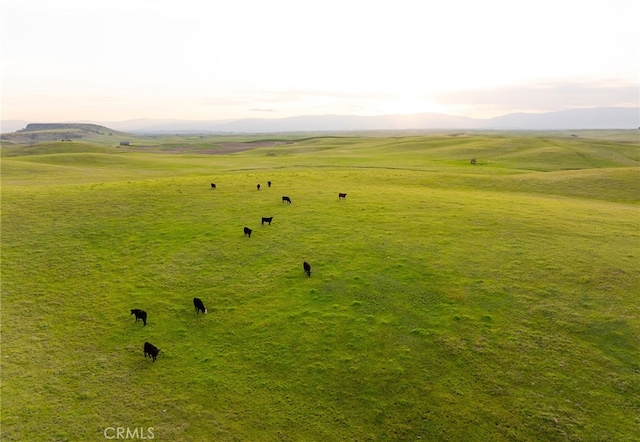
xmin=1 ymin=0 xmax=638 ymax=123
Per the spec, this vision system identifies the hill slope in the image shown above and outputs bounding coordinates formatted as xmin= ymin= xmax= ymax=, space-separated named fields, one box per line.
xmin=3 ymin=107 xmax=638 ymax=135
xmin=486 ymin=107 xmax=640 ymax=129
xmin=101 ymin=108 xmax=637 ymax=133
xmin=0 ymin=123 xmax=140 ymax=146
xmin=2 ymin=134 xmax=639 ymax=440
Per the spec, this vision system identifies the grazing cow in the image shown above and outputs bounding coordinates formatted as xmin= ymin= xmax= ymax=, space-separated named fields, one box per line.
xmin=470 ymin=158 xmax=477 ymax=165
xmin=338 ymin=193 xmax=347 ymax=200
xmin=244 ymin=227 xmax=252 ymax=238
xmin=211 ymin=183 xmax=216 ymax=189
xmin=282 ymin=196 xmax=291 ymax=204
xmin=130 ymin=309 xmax=147 ymax=326
xmin=144 ymin=342 xmax=160 ymax=362
xmin=193 ymin=297 xmax=207 ymax=314
xmin=303 ymin=261 xmax=311 ymax=277
xmin=261 ymin=217 xmax=273 ymax=225
xmin=257 ymin=184 xmax=261 ymax=191
xmin=267 ymin=181 xmax=272 ymax=187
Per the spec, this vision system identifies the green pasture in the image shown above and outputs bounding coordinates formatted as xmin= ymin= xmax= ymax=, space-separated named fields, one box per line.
xmin=1 ymin=132 xmax=639 ymax=441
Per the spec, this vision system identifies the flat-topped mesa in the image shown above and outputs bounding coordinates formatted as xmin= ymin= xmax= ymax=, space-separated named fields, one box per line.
xmin=20 ymin=123 xmax=110 ymax=133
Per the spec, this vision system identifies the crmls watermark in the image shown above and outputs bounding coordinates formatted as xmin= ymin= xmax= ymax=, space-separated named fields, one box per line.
xmin=103 ymin=427 xmax=155 ymax=439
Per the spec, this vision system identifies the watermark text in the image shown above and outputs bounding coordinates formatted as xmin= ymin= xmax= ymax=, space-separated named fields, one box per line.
xmin=104 ymin=427 xmax=154 ymax=439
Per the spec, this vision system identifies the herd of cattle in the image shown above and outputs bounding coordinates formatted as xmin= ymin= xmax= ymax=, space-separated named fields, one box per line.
xmin=133 ymin=181 xmax=346 ymax=362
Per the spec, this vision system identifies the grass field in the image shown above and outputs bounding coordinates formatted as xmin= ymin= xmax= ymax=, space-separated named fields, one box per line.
xmin=1 ymin=132 xmax=639 ymax=441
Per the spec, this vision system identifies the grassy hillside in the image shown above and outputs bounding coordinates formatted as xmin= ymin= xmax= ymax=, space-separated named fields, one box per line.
xmin=1 ymin=133 xmax=639 ymax=441
xmin=0 ymin=123 xmax=145 ymax=147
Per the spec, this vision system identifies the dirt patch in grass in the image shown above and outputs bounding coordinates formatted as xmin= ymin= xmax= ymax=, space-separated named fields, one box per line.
xmin=214 ymin=140 xmax=295 ymax=154
xmin=130 ymin=140 xmax=296 ymax=154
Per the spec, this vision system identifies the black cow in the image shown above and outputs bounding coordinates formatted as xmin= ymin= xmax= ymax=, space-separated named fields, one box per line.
xmin=144 ymin=342 xmax=160 ymax=362
xmin=211 ymin=183 xmax=216 ymax=189
xmin=303 ymin=261 xmax=311 ymax=277
xmin=244 ymin=227 xmax=252 ymax=238
xmin=282 ymin=196 xmax=291 ymax=204
xmin=338 ymin=193 xmax=347 ymax=200
xmin=193 ymin=297 xmax=207 ymax=314
xmin=130 ymin=309 xmax=147 ymax=326
xmin=262 ymin=217 xmax=273 ymax=225
xmin=267 ymin=181 xmax=272 ymax=187
xmin=470 ymin=158 xmax=477 ymax=165
xmin=257 ymin=184 xmax=261 ymax=191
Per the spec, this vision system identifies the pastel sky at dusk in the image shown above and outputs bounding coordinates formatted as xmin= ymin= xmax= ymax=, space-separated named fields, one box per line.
xmin=1 ymin=0 xmax=638 ymax=123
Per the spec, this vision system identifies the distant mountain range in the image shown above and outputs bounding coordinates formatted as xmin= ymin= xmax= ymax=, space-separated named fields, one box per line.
xmin=2 ymin=107 xmax=638 ymax=134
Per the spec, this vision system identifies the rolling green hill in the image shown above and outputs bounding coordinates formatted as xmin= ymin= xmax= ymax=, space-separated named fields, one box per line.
xmin=0 ymin=123 xmax=145 ymax=147
xmin=1 ymin=132 xmax=639 ymax=441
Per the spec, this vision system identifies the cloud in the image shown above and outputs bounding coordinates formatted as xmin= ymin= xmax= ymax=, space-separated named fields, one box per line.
xmin=196 ymin=90 xmax=402 ymax=117
xmin=434 ymin=81 xmax=639 ymax=116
